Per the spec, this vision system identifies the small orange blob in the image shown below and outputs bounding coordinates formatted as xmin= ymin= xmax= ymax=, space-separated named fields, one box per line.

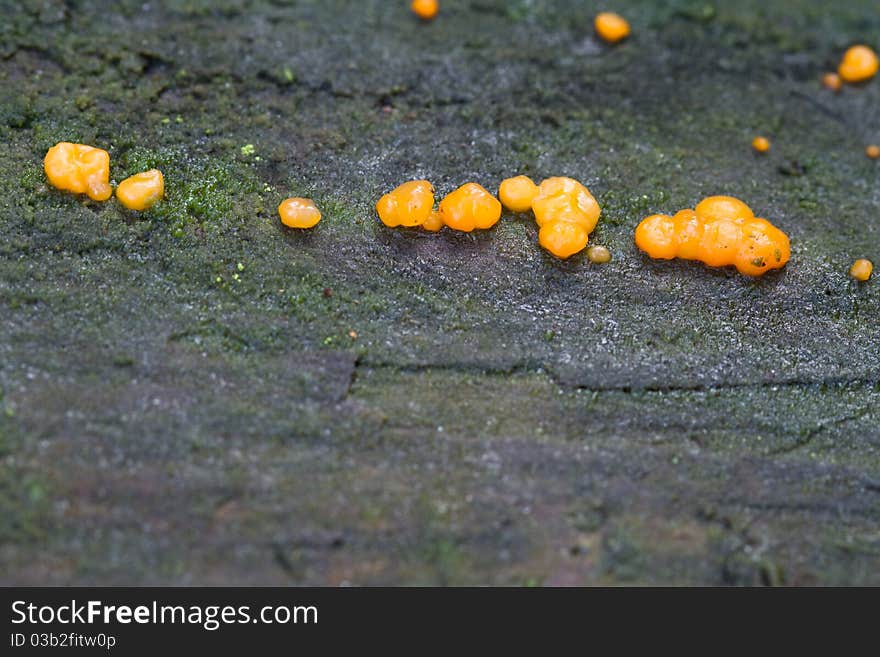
xmin=278 ymin=197 xmax=321 ymax=229
xmin=498 ymin=175 xmax=538 ymax=213
xmin=635 ymin=196 xmax=790 ymax=276
xmin=376 ymin=180 xmax=435 ymax=227
xmin=44 ymin=142 xmax=112 ymax=201
xmin=116 ymin=169 xmax=164 ymax=211
xmin=422 ymin=209 xmax=444 ymax=232
xmin=586 ymin=245 xmax=611 ymax=264
xmin=594 ymin=12 xmax=630 ymax=44
xmin=822 ymin=72 xmax=842 ymax=91
xmin=439 ymin=183 xmax=502 ymax=232
xmin=838 ymin=44 xmax=879 ymax=83
xmin=752 ymin=136 xmax=771 ymax=153
xmin=849 ymin=259 xmax=873 ymax=282
xmin=411 ymin=0 xmax=439 ymax=21
xmin=866 ymin=144 xmax=880 ymax=159
xmin=531 ymin=177 xmax=601 ymax=258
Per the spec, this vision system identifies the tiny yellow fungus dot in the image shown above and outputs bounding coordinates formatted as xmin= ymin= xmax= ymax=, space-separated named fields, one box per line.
xmin=752 ymin=136 xmax=771 ymax=153
xmin=278 ymin=197 xmax=321 ymax=229
xmin=116 ymin=169 xmax=165 ymax=211
xmin=531 ymin=177 xmax=600 ymax=259
xmin=439 ymin=183 xmax=502 ymax=232
xmin=849 ymin=258 xmax=873 ymax=282
xmin=594 ymin=12 xmax=630 ymax=44
xmin=411 ymin=0 xmax=439 ymax=21
xmin=498 ymin=175 xmax=538 ymax=213
xmin=43 ymin=142 xmax=112 ymax=201
xmin=635 ymin=196 xmax=790 ymax=276
xmin=838 ymin=44 xmax=879 ymax=83
xmin=376 ymin=180 xmax=435 ymax=227
xmin=348 ymin=330 xmax=358 ymax=339
xmin=866 ymin=144 xmax=880 ymax=159
xmin=587 ymin=245 xmax=612 ymax=264
xmin=822 ymin=72 xmax=842 ymax=91
xmin=422 ymin=209 xmax=444 ymax=232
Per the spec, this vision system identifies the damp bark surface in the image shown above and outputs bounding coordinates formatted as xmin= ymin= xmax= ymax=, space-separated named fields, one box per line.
xmin=1 ymin=0 xmax=879 ymax=585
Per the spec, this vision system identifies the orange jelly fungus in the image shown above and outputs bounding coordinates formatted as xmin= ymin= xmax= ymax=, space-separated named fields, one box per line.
xmin=422 ymin=209 xmax=444 ymax=232
xmin=635 ymin=196 xmax=790 ymax=276
xmin=822 ymin=72 xmax=842 ymax=91
xmin=531 ymin=177 xmax=600 ymax=259
xmin=752 ymin=136 xmax=771 ymax=153
xmin=594 ymin=12 xmax=630 ymax=44
xmin=376 ymin=180 xmax=435 ymax=228
xmin=278 ymin=197 xmax=322 ymax=229
xmin=838 ymin=45 xmax=879 ymax=83
xmin=116 ymin=169 xmax=164 ymax=211
xmin=439 ymin=183 xmax=502 ymax=232
xmin=44 ymin=142 xmax=112 ymax=201
xmin=498 ymin=175 xmax=538 ymax=213
xmin=866 ymin=145 xmax=880 ymax=159
xmin=411 ymin=0 xmax=439 ymax=21
xmin=849 ymin=259 xmax=873 ymax=282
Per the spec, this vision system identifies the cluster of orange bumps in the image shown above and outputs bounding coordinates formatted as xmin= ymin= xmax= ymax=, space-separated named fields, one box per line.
xmin=375 ymin=176 xmax=604 ymax=260
xmin=41 ymin=9 xmax=875 ymax=282
xmin=44 ymin=142 xmax=164 ymax=211
xmin=635 ymin=197 xmax=790 ymax=276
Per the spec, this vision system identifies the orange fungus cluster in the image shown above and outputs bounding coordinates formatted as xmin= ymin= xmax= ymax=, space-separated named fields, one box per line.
xmin=838 ymin=45 xmax=878 ymax=83
xmin=635 ymin=196 xmax=790 ymax=276
xmin=116 ymin=169 xmax=165 ymax=211
xmin=376 ymin=179 xmax=501 ymax=233
xmin=411 ymin=0 xmax=439 ymax=21
xmin=278 ymin=197 xmax=322 ymax=228
xmin=438 ymin=183 xmax=502 ymax=232
xmin=594 ymin=12 xmax=630 ymax=44
xmin=44 ymin=142 xmax=112 ymax=201
xmin=532 ymin=177 xmax=601 ymax=259
xmin=376 ymin=180 xmax=436 ymax=228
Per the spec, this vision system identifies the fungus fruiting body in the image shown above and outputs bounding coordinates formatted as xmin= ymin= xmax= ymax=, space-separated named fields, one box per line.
xmin=822 ymin=72 xmax=842 ymax=91
xmin=116 ymin=169 xmax=164 ymax=211
xmin=594 ymin=12 xmax=630 ymax=44
xmin=531 ymin=177 xmax=600 ymax=259
xmin=376 ymin=180 xmax=435 ymax=227
xmin=44 ymin=142 xmax=112 ymax=201
xmin=866 ymin=145 xmax=880 ymax=160
xmin=498 ymin=175 xmax=538 ymax=213
xmin=587 ymin=245 xmax=611 ymax=264
xmin=838 ymin=45 xmax=879 ymax=83
xmin=635 ymin=195 xmax=790 ymax=276
xmin=411 ymin=0 xmax=439 ymax=21
xmin=849 ymin=259 xmax=873 ymax=281
xmin=587 ymin=244 xmax=611 ymax=265
xmin=752 ymin=136 xmax=771 ymax=153
xmin=438 ymin=183 xmax=502 ymax=232
xmin=278 ymin=197 xmax=322 ymax=228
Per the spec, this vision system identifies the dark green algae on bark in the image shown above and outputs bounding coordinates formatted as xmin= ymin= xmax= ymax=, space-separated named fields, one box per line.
xmin=1 ymin=0 xmax=879 ymax=585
